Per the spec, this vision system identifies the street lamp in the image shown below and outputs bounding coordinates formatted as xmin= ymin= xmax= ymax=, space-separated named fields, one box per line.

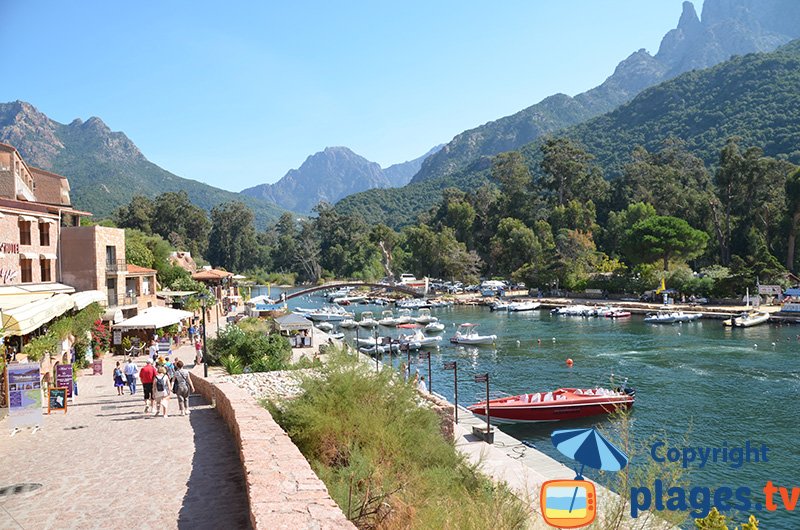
xmin=199 ymin=293 xmax=208 ymax=377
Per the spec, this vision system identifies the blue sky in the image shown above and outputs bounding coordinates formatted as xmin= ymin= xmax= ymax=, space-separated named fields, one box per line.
xmin=0 ymin=1 xmax=695 ymax=191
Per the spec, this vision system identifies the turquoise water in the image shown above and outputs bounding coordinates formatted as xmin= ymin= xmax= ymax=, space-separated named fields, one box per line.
xmin=268 ymin=288 xmax=799 ymax=529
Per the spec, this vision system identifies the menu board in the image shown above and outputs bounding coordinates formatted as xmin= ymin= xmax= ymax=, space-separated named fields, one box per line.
xmin=55 ymin=364 xmax=73 ymax=398
xmin=7 ymin=363 xmax=42 ymax=428
xmin=48 ymin=387 xmax=68 ymax=414
xmin=92 ymin=358 xmax=103 ymax=375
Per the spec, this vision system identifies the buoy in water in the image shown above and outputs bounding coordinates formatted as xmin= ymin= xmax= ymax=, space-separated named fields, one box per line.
xmin=516 ymin=340 xmax=521 ymax=346
xmin=566 ymin=358 xmax=574 ymax=367
xmin=537 ymin=338 xmax=541 ymax=345
xmin=753 ymin=344 xmax=758 ymax=349
xmin=552 ymin=337 xmax=556 ymax=342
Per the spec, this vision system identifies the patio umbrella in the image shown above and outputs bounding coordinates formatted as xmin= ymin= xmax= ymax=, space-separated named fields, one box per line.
xmin=551 ymin=427 xmax=629 ymax=513
xmin=551 ymin=428 xmax=628 ymax=475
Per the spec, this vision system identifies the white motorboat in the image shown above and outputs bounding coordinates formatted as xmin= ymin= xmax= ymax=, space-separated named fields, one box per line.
xmin=414 ymin=308 xmax=438 ymax=324
xmin=491 ymin=300 xmax=511 ymax=312
xmin=507 ymin=301 xmax=541 ymax=312
xmin=552 ymin=305 xmax=592 ymax=316
xmin=315 ymin=322 xmax=334 ymax=332
xmin=397 ymin=324 xmax=443 ymax=349
xmin=305 ymin=305 xmax=353 ymax=322
xmin=450 ymin=323 xmax=497 ymax=345
xmin=396 ymin=298 xmax=431 ymax=309
xmin=424 ymin=321 xmax=445 ymax=333
xmin=358 ymin=311 xmax=379 ymax=328
xmin=378 ymin=310 xmax=399 ymax=326
xmin=333 ymin=295 xmax=367 ymax=305
xmin=339 ymin=318 xmax=358 ymax=329
xmin=330 ymin=332 xmax=345 ymax=340
xmin=395 ymin=309 xmax=414 ymax=325
xmin=723 ymin=310 xmax=770 ymax=328
xmin=643 ymin=311 xmax=679 ymax=323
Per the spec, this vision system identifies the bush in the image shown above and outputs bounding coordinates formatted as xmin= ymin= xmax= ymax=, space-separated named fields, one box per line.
xmin=220 ymin=354 xmax=243 ymax=375
xmin=270 ymin=351 xmax=529 ymax=528
xmin=208 ymin=324 xmax=290 ymax=372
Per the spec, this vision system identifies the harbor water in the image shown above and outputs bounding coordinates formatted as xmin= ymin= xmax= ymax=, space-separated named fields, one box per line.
xmin=266 ymin=288 xmax=799 ymax=529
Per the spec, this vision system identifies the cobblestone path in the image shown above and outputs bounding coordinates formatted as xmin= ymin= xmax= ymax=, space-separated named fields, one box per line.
xmin=0 ymin=354 xmax=250 ymax=530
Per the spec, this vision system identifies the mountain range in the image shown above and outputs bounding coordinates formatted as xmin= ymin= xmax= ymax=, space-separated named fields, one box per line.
xmin=336 ymin=0 xmax=800 ymax=226
xmin=240 ymin=144 xmax=441 ymax=214
xmin=410 ymin=0 xmax=800 ymax=185
xmin=0 ymin=101 xmax=287 ymax=228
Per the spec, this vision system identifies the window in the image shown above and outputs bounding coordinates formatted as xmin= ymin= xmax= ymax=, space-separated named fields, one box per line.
xmin=19 ymin=221 xmax=31 ymax=245
xmin=40 ymin=259 xmax=51 ymax=282
xmin=21 ymin=258 xmax=32 ymax=283
xmin=106 ymin=245 xmax=116 ymax=267
xmin=39 ymin=222 xmax=50 ymax=246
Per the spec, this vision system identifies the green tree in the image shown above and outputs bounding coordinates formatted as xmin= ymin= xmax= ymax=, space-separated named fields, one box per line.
xmin=490 ymin=218 xmax=539 ymax=275
xmin=113 ymin=195 xmax=154 ymax=233
xmin=785 ymin=167 xmax=800 ymax=270
xmin=151 ymin=191 xmax=211 ymax=259
xmin=602 ymin=202 xmax=657 ymax=257
xmin=540 ymin=137 xmax=608 ymax=207
xmin=491 ymin=152 xmax=536 ymax=221
xmin=207 ymin=201 xmax=259 ymax=272
xmin=626 ymin=216 xmax=709 ymax=271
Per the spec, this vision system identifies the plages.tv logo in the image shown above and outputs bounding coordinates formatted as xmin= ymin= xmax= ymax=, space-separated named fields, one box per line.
xmin=540 ymin=428 xmax=629 ymax=529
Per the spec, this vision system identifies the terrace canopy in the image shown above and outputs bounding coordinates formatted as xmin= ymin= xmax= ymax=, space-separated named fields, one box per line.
xmin=113 ymin=306 xmax=194 ymax=330
xmin=2 ymin=293 xmax=74 ymax=336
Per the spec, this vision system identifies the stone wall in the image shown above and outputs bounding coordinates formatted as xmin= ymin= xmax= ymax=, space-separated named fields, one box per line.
xmin=190 ymin=373 xmax=354 ymax=530
xmin=419 ymin=391 xmax=455 ymax=442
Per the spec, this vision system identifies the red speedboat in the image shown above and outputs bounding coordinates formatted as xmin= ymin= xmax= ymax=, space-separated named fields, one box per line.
xmin=467 ymin=387 xmax=635 ymax=424
xmin=606 ymin=310 xmax=631 ymax=318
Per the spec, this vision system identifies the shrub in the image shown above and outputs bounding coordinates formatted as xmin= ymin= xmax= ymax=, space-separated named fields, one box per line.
xmin=220 ymin=354 xmax=243 ymax=375
xmin=271 ymin=351 xmax=529 ymax=528
xmin=208 ymin=323 xmax=290 ymax=372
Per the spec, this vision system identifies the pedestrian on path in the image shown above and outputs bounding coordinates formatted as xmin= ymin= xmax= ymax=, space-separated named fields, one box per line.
xmin=195 ymin=340 xmax=203 ymax=365
xmin=113 ymin=362 xmax=125 ymax=395
xmin=188 ymin=324 xmax=196 ymax=344
xmin=149 ymin=340 xmax=158 ymax=362
xmin=124 ymin=358 xmax=138 ymax=395
xmin=153 ymin=366 xmax=171 ymax=417
xmin=172 ymin=360 xmax=194 ymax=416
xmin=140 ymin=358 xmax=157 ymax=413
xmin=417 ymin=375 xmax=428 ymax=393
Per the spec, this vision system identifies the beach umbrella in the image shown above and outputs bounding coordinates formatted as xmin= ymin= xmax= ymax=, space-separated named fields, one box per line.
xmin=551 ymin=428 xmax=628 ymax=475
xmin=551 ymin=427 xmax=629 ymax=514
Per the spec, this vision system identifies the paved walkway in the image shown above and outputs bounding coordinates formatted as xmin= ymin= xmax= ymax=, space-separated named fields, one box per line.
xmin=0 ymin=353 xmax=250 ymax=530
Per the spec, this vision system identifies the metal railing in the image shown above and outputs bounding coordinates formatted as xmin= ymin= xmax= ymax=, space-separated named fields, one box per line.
xmin=107 ymin=292 xmax=137 ymax=307
xmin=105 ymin=259 xmax=127 ymax=273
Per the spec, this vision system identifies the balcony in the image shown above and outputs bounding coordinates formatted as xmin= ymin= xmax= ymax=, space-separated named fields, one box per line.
xmin=105 ymin=259 xmax=127 ymax=274
xmin=107 ymin=292 xmax=137 ymax=307
xmin=15 ymin=171 xmax=35 ymax=201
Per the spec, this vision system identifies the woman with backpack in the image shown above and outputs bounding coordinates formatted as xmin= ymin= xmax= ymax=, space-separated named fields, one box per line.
xmin=152 ymin=366 xmax=171 ymax=417
xmin=172 ymin=360 xmax=195 ymax=416
xmin=113 ymin=361 xmax=125 ymax=396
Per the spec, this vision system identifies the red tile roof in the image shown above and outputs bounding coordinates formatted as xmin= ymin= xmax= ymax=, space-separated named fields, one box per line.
xmin=127 ymin=263 xmax=157 ymax=274
xmin=192 ymin=268 xmax=233 ymax=281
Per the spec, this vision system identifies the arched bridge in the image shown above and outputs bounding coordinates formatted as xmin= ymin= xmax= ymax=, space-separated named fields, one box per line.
xmin=284 ymin=282 xmax=424 ymax=300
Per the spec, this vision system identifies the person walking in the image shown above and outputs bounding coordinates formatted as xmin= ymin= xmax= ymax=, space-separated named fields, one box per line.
xmin=172 ymin=360 xmax=194 ymax=416
xmin=194 ymin=340 xmax=203 ymax=365
xmin=149 ymin=340 xmax=158 ymax=362
xmin=152 ymin=366 xmax=171 ymax=417
xmin=140 ymin=358 xmax=157 ymax=412
xmin=188 ymin=324 xmax=196 ymax=345
xmin=123 ymin=358 xmax=139 ymax=395
xmin=417 ymin=375 xmax=428 ymax=393
xmin=113 ymin=362 xmax=125 ymax=396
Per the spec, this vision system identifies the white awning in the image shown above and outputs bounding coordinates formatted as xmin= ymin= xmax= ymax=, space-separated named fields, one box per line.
xmin=0 ymin=282 xmax=75 ymax=311
xmin=18 ymin=215 xmax=37 ymax=222
xmin=20 ymin=252 xmax=38 ymax=259
xmin=71 ymin=290 xmax=107 ymax=310
xmin=2 ymin=293 xmax=74 ymax=336
xmin=113 ymin=306 xmax=194 ymax=330
xmin=40 ymin=253 xmax=57 ymax=260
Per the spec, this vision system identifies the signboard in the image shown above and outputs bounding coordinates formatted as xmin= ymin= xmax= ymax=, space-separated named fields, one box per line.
xmin=474 ymin=373 xmax=489 ymax=383
xmin=92 ymin=358 xmax=103 ymax=375
xmin=7 ymin=363 xmax=42 ymax=428
xmin=113 ymin=329 xmax=122 ymax=346
xmin=417 ymin=351 xmax=430 ymax=360
xmin=55 ymin=364 xmax=73 ymax=398
xmin=48 ymin=387 xmax=68 ymax=414
xmin=443 ymin=361 xmax=456 ymax=370
xmin=758 ymin=285 xmax=782 ymax=295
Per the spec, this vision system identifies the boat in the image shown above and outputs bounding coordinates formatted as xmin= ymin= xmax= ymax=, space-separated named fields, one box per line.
xmin=339 ymin=318 xmax=358 ymax=329
xmin=606 ymin=310 xmax=631 ymax=318
xmin=396 ymin=298 xmax=432 ymax=309
xmin=315 ymin=322 xmax=334 ymax=332
xmin=424 ymin=321 xmax=445 ymax=333
xmin=490 ymin=300 xmax=511 ymax=312
xmin=723 ymin=310 xmax=770 ymax=328
xmin=467 ymin=386 xmax=635 ymax=424
xmin=378 ymin=310 xmax=399 ymax=327
xmin=333 ymin=295 xmax=367 ymax=305
xmin=450 ymin=323 xmax=497 ymax=345
xmin=397 ymin=324 xmax=443 ymax=349
xmin=643 ymin=310 xmax=682 ymax=324
xmin=552 ymin=305 xmax=592 ymax=316
xmin=395 ymin=309 xmax=414 ymax=325
xmin=305 ymin=305 xmax=353 ymax=322
xmin=358 ymin=311 xmax=378 ymax=328
xmin=507 ymin=301 xmax=541 ymax=312
xmin=414 ymin=308 xmax=438 ymax=324
xmin=330 ymin=332 xmax=344 ymax=340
